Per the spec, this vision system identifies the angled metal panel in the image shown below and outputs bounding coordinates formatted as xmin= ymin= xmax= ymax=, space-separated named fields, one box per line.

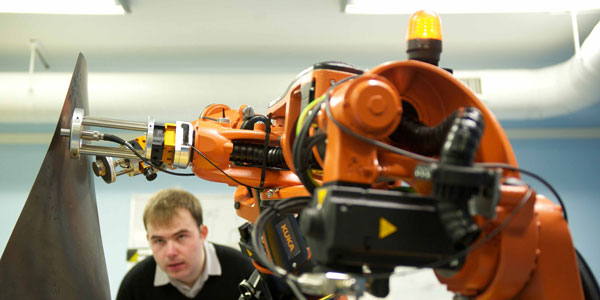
xmin=0 ymin=54 xmax=111 ymax=299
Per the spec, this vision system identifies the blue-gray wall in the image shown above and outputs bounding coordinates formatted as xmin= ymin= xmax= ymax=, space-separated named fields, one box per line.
xmin=1 ymin=126 xmax=599 ymax=298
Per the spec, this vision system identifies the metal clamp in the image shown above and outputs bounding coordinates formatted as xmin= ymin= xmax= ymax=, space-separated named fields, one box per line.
xmin=68 ymin=108 xmax=85 ymax=158
xmin=173 ymin=121 xmax=194 ymax=168
xmin=145 ymin=117 xmax=155 ymax=161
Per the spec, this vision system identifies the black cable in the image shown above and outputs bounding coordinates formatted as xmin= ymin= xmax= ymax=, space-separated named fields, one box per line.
xmin=292 ymin=75 xmax=374 ymax=194
xmin=576 ymin=248 xmax=600 ymax=300
xmin=259 ymin=114 xmax=272 ymax=190
xmin=477 ymin=162 xmax=568 ymax=223
xmin=292 ymin=98 xmax=323 ymax=184
xmin=241 ymin=115 xmax=271 ymax=130
xmin=256 ymin=115 xmax=273 ymax=212
xmin=190 ymin=145 xmax=263 ymax=190
xmin=103 ymin=133 xmax=273 ymax=190
xmin=302 ymin=133 xmax=327 ymax=171
xmin=297 ymin=133 xmax=327 ymax=194
xmin=102 ymin=134 xmax=196 ymax=177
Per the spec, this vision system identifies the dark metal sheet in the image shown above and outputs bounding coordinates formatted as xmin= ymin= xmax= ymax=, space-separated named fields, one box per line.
xmin=0 ymin=54 xmax=110 ymax=299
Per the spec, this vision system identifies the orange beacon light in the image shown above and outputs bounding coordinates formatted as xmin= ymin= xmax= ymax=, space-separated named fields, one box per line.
xmin=406 ymin=10 xmax=443 ymax=66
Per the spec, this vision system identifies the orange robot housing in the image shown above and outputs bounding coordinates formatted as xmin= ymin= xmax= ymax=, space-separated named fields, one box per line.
xmin=188 ymin=58 xmax=585 ymax=298
xmin=316 ymin=60 xmax=584 ymax=299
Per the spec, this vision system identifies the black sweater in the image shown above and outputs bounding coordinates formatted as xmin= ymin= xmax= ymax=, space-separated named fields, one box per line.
xmin=116 ymin=244 xmax=254 ymax=300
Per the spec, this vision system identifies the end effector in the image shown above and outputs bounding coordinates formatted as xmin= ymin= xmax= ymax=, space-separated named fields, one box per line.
xmin=61 ymin=107 xmax=194 ymax=183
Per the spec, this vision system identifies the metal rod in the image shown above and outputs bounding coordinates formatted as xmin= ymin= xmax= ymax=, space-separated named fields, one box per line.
xmin=571 ymin=10 xmax=581 ymax=59
xmin=80 ymin=145 xmax=141 ymax=159
xmin=116 ymin=169 xmax=132 ymax=176
xmin=35 ymin=48 xmax=50 ymax=70
xmin=81 ymin=130 xmax=103 ymax=141
xmin=28 ymin=40 xmax=36 ymax=93
xmin=60 ymin=128 xmax=71 ymax=137
xmin=82 ymin=117 xmax=147 ymax=131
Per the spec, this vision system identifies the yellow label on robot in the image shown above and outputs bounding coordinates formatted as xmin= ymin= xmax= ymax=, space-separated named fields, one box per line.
xmin=379 ymin=217 xmax=397 ymax=239
xmin=317 ymin=189 xmax=328 ymax=206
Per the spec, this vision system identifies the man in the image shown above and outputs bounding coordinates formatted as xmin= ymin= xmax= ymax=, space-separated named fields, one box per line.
xmin=117 ymin=188 xmax=255 ymax=299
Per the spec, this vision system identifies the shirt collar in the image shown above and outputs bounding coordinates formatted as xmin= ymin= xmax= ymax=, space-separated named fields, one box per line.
xmin=153 ymin=241 xmax=222 ymax=294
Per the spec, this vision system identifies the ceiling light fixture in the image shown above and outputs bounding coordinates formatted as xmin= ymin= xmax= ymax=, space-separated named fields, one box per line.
xmin=0 ymin=0 xmax=130 ymax=15
xmin=343 ymin=0 xmax=600 ymax=14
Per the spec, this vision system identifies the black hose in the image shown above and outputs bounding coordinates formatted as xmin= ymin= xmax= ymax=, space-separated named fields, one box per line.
xmin=230 ymin=143 xmax=288 ymax=169
xmin=388 ymin=101 xmax=458 ymax=157
xmin=440 ymin=107 xmax=485 ymax=166
xmin=434 ymin=107 xmax=486 ymax=248
xmin=389 ymin=112 xmax=457 ymax=157
xmin=241 ymin=115 xmax=271 ymax=130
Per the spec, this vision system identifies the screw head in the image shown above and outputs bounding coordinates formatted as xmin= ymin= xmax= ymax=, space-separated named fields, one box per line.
xmin=243 ymin=106 xmax=255 ymax=118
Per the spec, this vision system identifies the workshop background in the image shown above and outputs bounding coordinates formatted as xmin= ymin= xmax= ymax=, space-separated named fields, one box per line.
xmin=1 ymin=1 xmax=600 ymax=299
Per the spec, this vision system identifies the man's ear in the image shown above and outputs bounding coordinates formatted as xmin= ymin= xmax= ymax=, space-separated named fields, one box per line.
xmin=199 ymin=225 xmax=208 ymax=240
xmin=146 ymin=233 xmax=149 ymax=241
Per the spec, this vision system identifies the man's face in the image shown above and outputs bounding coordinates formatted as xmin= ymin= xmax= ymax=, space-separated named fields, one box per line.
xmin=147 ymin=208 xmax=207 ymax=286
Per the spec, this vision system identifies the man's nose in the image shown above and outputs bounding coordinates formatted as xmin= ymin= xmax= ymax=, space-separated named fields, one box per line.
xmin=166 ymin=241 xmax=178 ymax=257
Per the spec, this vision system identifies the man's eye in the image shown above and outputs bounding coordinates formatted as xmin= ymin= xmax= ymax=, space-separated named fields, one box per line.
xmin=177 ymin=235 xmax=186 ymax=240
xmin=153 ymin=239 xmax=164 ymax=245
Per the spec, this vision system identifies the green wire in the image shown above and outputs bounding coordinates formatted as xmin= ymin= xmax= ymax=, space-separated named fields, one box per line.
xmin=296 ymin=95 xmax=325 ymax=136
xmin=306 ymin=169 xmax=320 ymax=187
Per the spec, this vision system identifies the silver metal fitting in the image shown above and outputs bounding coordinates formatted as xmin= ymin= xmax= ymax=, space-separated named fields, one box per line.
xmin=173 ymin=121 xmax=194 ymax=168
xmin=242 ymin=106 xmax=255 ymax=119
xmin=145 ymin=117 xmax=155 ymax=161
xmin=414 ymin=164 xmax=433 ymax=180
xmin=265 ymin=188 xmax=279 ymax=198
xmin=68 ymin=108 xmax=85 ymax=158
xmin=296 ymin=272 xmax=365 ymax=297
xmin=62 ymin=107 xmax=149 ymax=160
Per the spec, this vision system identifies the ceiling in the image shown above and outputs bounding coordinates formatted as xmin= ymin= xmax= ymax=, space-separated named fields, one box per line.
xmin=1 ymin=0 xmax=599 ymax=73
xmin=1 ymin=1 xmax=600 ymax=128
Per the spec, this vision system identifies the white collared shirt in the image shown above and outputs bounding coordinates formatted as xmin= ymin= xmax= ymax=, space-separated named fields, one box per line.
xmin=153 ymin=241 xmax=222 ymax=298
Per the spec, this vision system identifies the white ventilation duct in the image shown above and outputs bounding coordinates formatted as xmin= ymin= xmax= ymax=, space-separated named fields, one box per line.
xmin=0 ymin=22 xmax=598 ymax=123
xmin=0 ymin=72 xmax=297 ymax=123
xmin=454 ymin=21 xmax=600 ymax=119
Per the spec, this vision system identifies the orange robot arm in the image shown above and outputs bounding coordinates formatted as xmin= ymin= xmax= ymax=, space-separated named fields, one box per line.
xmin=293 ymin=58 xmax=587 ymax=299
xmin=183 ymin=58 xmax=587 ymax=298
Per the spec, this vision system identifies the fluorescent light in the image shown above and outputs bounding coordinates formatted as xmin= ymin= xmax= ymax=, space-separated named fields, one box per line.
xmin=344 ymin=0 xmax=600 ymax=14
xmin=0 ymin=0 xmax=126 ymax=15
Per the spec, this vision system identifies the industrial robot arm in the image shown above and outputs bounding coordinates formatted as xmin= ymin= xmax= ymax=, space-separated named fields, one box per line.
xmin=61 ymin=10 xmax=598 ymax=300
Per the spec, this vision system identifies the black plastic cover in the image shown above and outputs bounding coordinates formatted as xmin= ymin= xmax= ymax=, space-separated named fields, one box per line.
xmin=301 ymin=185 xmax=455 ymax=272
